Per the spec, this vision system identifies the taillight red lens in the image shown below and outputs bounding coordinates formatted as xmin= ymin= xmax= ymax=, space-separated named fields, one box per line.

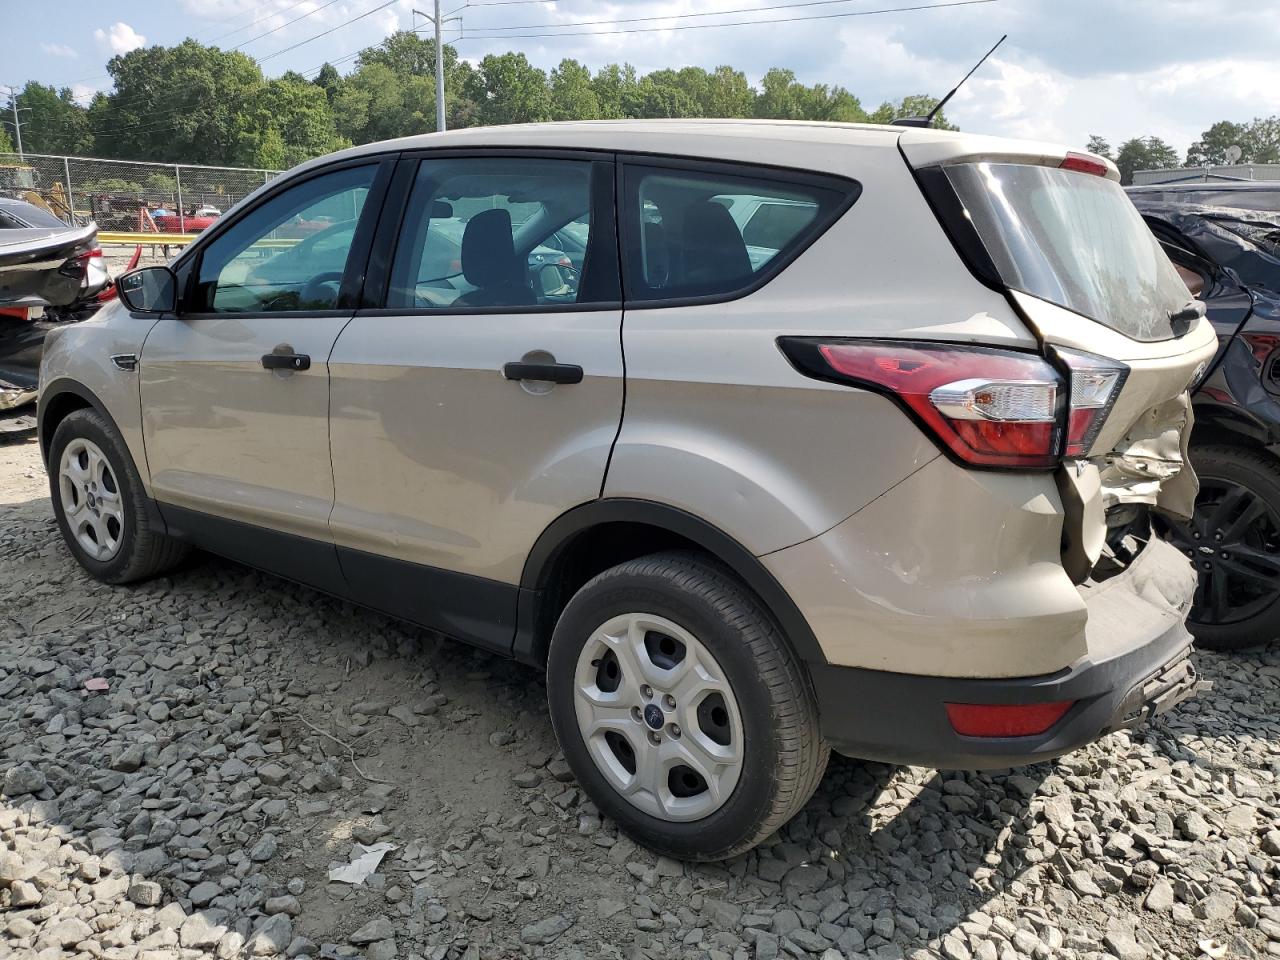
xmin=1059 ymin=152 xmax=1110 ymax=177
xmin=945 ymin=700 xmax=1074 ymax=737
xmin=1054 ymin=348 xmax=1129 ymax=457
xmin=806 ymin=340 xmax=1065 ymax=468
xmin=1241 ymin=332 xmax=1279 ymax=369
xmin=782 ymin=339 xmax=1130 ymax=470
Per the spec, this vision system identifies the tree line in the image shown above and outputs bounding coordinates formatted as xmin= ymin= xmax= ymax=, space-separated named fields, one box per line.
xmin=0 ymin=33 xmax=951 ymax=170
xmin=1087 ymin=118 xmax=1280 ymax=185
xmin=2 ymin=31 xmax=1276 ymax=186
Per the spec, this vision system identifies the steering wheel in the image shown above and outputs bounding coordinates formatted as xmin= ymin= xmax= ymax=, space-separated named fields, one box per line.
xmin=299 ymin=271 xmax=344 ymax=307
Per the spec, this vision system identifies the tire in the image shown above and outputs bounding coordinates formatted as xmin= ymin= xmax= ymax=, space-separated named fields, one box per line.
xmin=1179 ymin=445 xmax=1280 ymax=651
xmin=48 ymin=408 xmax=189 ymax=584
xmin=546 ymin=550 xmax=828 ymax=860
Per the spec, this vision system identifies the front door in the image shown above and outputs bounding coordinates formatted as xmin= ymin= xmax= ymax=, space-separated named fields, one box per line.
xmin=327 ymin=153 xmax=623 ymax=651
xmin=140 ymin=162 xmax=385 ymax=590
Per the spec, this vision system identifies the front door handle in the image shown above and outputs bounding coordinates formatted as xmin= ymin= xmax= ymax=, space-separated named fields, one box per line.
xmin=503 ymin=361 xmax=583 ymax=384
xmin=262 ymin=352 xmax=311 ymax=371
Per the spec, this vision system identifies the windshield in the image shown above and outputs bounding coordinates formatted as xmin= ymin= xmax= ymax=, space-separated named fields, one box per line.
xmin=946 ymin=162 xmax=1191 ymax=342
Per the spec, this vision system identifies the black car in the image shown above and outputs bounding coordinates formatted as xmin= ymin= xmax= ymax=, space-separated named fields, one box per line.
xmin=0 ymin=197 xmax=109 ymax=421
xmin=1130 ymin=189 xmax=1280 ymax=649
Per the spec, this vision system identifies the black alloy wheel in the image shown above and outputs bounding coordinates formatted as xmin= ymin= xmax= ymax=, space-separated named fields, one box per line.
xmin=1163 ymin=446 xmax=1280 ymax=650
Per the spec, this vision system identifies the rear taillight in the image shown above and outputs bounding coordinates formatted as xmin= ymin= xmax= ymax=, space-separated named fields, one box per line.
xmin=1054 ymin=348 xmax=1128 ymax=457
xmin=1059 ymin=152 xmax=1109 ymax=177
xmin=780 ymin=338 xmax=1129 ymax=470
xmin=58 ymin=242 xmax=103 ymax=279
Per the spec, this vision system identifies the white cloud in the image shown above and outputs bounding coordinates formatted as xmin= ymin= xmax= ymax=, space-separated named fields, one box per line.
xmin=40 ymin=42 xmax=78 ymax=59
xmin=70 ymin=84 xmax=102 ymax=107
xmin=94 ymin=22 xmax=147 ymax=55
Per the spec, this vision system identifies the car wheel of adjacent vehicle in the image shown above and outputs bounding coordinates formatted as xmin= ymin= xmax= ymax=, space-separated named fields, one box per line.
xmin=1167 ymin=445 xmax=1280 ymax=650
xmin=546 ymin=551 xmax=828 ymax=860
xmin=49 ymin=408 xmax=189 ymax=584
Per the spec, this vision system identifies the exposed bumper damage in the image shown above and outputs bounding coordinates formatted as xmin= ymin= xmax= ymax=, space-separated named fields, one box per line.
xmin=1099 ymin=393 xmax=1198 ymax=521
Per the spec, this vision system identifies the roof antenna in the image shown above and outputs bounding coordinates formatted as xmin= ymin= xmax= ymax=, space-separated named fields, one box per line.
xmin=892 ymin=34 xmax=1007 ymax=128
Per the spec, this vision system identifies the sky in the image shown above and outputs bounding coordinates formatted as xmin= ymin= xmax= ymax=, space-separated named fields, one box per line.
xmin=4 ymin=0 xmax=1280 ymax=157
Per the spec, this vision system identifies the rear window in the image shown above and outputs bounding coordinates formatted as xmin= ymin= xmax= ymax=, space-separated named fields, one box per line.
xmin=621 ymin=163 xmax=855 ymax=304
xmin=945 ymin=162 xmax=1192 ymax=342
xmin=0 ymin=202 xmax=66 ymax=229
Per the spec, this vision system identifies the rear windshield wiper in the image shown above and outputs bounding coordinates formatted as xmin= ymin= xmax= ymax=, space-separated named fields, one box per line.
xmin=1168 ymin=299 xmax=1205 ymax=335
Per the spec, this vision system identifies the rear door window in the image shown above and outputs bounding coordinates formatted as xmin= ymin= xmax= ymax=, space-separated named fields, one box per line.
xmin=620 ymin=162 xmax=856 ymax=304
xmin=386 ymin=156 xmax=615 ymax=311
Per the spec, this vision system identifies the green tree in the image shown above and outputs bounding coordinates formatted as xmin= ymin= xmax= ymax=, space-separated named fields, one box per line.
xmin=634 ymin=70 xmax=701 ymax=118
xmin=549 ymin=59 xmax=599 ymax=120
xmin=16 ymin=82 xmax=92 ymax=154
xmin=0 ymin=122 xmax=12 ymax=154
xmin=313 ymin=63 xmax=343 ymax=105
xmin=238 ymin=76 xmax=344 ymax=167
xmin=334 ymin=63 xmax=422 ymax=143
xmin=753 ymin=69 xmax=867 ymax=123
xmin=591 ymin=64 xmax=641 ymax=118
xmin=469 ymin=53 xmax=552 ymax=126
xmin=92 ymin=39 xmax=265 ymax=164
xmin=1114 ymin=136 xmax=1179 ymax=185
xmin=704 ymin=66 xmax=754 ymax=118
xmin=755 ymin=69 xmax=811 ymax=120
xmin=1185 ymin=121 xmax=1248 ymax=166
xmin=1242 ymin=116 xmax=1280 ymax=164
xmin=868 ymin=94 xmax=955 ymax=130
xmin=1086 ymin=134 xmax=1113 ymax=160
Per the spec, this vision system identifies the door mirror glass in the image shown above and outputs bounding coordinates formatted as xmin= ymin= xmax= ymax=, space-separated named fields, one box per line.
xmin=117 ymin=266 xmax=177 ymax=313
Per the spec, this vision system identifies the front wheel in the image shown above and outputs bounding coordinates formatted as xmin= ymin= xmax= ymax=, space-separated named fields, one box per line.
xmin=546 ymin=551 xmax=828 ymax=860
xmin=1163 ymin=445 xmax=1280 ymax=650
xmin=49 ymin=408 xmax=189 ymax=584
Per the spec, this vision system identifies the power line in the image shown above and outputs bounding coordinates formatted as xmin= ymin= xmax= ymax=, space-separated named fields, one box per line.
xmin=459 ymin=0 xmax=995 ymax=39
xmin=470 ymin=0 xmax=945 ymax=32
xmin=208 ymin=0 xmax=321 ymax=43
xmin=254 ymin=0 xmax=403 ymax=64
xmin=232 ymin=0 xmax=350 ymax=50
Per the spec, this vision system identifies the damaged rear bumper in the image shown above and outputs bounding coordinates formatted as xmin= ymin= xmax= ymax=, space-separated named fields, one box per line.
xmin=810 ymin=537 xmax=1204 ymax=769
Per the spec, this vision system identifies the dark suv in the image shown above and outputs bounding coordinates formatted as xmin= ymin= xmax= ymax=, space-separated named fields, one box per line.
xmin=1130 ymin=187 xmax=1280 ymax=649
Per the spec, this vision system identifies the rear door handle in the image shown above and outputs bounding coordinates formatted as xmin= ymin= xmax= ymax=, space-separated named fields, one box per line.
xmin=503 ymin=361 xmax=583 ymax=384
xmin=261 ymin=353 xmax=310 ymax=371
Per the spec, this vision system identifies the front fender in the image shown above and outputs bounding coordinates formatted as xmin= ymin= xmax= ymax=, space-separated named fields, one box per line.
xmin=38 ymin=300 xmax=158 ymax=491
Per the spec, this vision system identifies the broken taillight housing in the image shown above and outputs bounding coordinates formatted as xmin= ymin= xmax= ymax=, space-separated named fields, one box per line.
xmin=1054 ymin=347 xmax=1129 ymax=457
xmin=58 ymin=242 xmax=104 ymax=280
xmin=779 ymin=338 xmax=1129 ymax=470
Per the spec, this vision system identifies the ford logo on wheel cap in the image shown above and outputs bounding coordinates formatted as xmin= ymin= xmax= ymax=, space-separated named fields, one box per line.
xmin=643 ymin=704 xmax=665 ymax=730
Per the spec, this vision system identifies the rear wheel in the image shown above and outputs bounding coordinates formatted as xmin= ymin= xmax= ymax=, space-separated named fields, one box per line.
xmin=546 ymin=551 xmax=828 ymax=860
xmin=1165 ymin=445 xmax=1280 ymax=650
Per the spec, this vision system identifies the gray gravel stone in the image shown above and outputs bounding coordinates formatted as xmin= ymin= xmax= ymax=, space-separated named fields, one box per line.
xmin=520 ymin=914 xmax=574 ymax=944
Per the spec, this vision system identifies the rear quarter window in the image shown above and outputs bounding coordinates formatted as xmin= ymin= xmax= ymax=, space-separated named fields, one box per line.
xmin=620 ymin=160 xmax=858 ymax=305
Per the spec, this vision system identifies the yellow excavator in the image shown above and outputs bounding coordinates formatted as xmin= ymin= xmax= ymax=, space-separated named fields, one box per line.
xmin=0 ymin=162 xmax=75 ymax=221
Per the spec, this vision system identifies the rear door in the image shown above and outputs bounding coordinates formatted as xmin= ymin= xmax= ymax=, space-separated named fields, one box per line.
xmin=140 ymin=160 xmax=388 ymax=590
xmin=326 ymin=151 xmax=622 ymax=652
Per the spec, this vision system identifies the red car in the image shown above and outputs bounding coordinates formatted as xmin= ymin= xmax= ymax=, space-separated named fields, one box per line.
xmin=153 ymin=207 xmax=221 ymax=233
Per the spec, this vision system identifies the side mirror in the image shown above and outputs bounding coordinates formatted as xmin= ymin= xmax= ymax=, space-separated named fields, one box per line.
xmin=117 ymin=266 xmax=178 ymax=314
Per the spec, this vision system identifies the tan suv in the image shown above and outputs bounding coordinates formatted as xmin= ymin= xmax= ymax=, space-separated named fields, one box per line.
xmin=39 ymin=121 xmax=1216 ymax=859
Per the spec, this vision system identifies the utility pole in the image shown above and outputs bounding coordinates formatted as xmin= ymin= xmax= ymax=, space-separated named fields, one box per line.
xmin=414 ymin=4 xmax=460 ymax=132
xmin=2 ymin=85 xmax=29 ymax=158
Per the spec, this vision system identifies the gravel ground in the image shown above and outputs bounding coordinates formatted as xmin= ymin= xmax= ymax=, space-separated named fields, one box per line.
xmin=3 ymin=431 xmax=1280 ymax=960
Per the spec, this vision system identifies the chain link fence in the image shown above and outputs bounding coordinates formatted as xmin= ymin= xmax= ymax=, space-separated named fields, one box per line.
xmin=0 ymin=152 xmax=281 ymax=230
